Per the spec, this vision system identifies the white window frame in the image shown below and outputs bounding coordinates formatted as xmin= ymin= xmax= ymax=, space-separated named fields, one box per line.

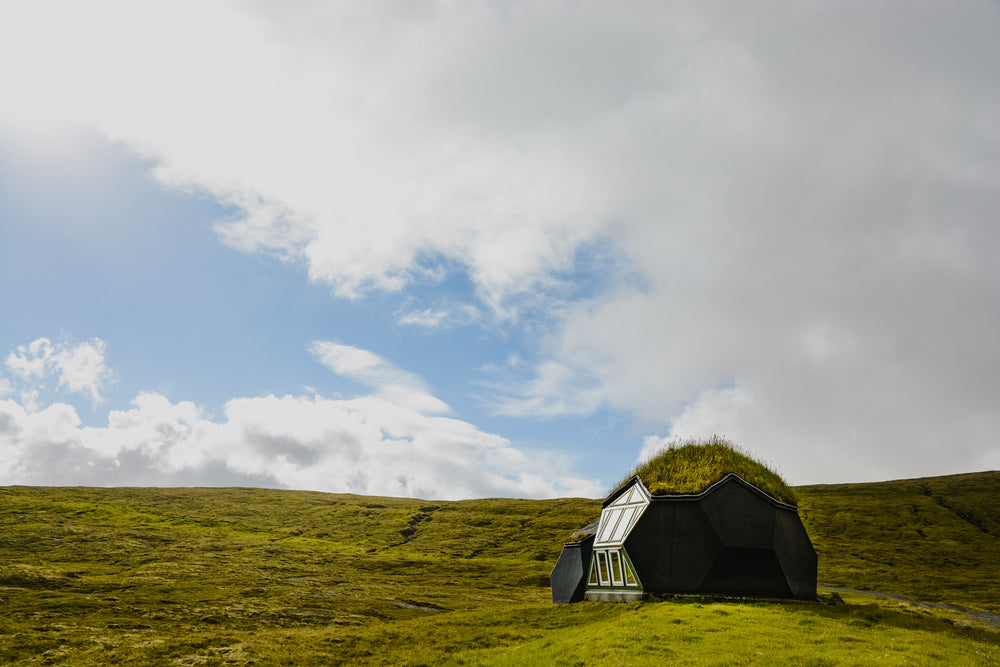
xmin=597 ymin=551 xmax=610 ymax=585
xmin=594 ymin=481 xmax=650 ymax=549
xmin=588 ymin=547 xmax=641 ymax=589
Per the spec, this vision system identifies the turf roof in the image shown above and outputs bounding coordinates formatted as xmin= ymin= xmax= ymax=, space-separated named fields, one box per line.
xmin=612 ymin=436 xmax=798 ymax=506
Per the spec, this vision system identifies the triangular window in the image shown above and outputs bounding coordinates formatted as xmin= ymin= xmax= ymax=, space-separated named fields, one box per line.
xmin=624 ymin=558 xmax=638 ymax=586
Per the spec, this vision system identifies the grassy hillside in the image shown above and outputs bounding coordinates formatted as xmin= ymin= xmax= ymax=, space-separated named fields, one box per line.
xmin=1 ymin=472 xmax=998 ymax=665
xmin=798 ymin=471 xmax=1000 ymax=611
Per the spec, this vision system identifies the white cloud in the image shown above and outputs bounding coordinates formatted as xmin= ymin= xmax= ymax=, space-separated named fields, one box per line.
xmin=637 ymin=385 xmax=764 ymax=463
xmin=398 ymin=308 xmax=449 ymax=328
xmin=0 ymin=341 xmax=600 ymax=499
xmin=4 ymin=338 xmax=53 ymax=380
xmin=397 ymin=304 xmax=482 ymax=329
xmin=5 ymin=338 xmax=110 ymax=404
xmin=310 ymin=341 xmax=420 ymax=389
xmin=459 ymin=3 xmax=1000 ymax=483
xmin=491 ymin=360 xmax=608 ymax=419
xmin=0 ymin=1 xmax=623 ymax=309
xmin=18 ymin=390 xmax=43 ymax=415
xmin=50 ymin=339 xmax=110 ymax=402
xmin=1 ymin=2 xmax=999 ymax=485
xmin=308 ymin=340 xmax=450 ymax=415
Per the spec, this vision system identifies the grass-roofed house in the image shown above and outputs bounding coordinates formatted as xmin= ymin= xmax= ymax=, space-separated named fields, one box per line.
xmin=551 ymin=438 xmax=817 ymax=603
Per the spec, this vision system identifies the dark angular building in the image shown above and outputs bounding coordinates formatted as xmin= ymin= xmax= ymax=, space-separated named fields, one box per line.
xmin=550 ymin=524 xmax=596 ymax=603
xmin=551 ymin=473 xmax=817 ymax=602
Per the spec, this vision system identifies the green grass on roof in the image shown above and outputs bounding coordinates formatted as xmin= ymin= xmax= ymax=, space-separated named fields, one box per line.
xmin=612 ymin=436 xmax=798 ymax=506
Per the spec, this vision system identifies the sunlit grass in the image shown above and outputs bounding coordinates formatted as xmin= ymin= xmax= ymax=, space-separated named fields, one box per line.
xmin=611 ymin=436 xmax=798 ymax=505
xmin=1 ymin=471 xmax=998 ymax=664
xmin=798 ymin=471 xmax=1000 ymax=612
xmin=454 ymin=597 xmax=999 ymax=666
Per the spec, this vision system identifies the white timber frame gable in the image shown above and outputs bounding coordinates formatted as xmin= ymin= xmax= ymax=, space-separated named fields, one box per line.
xmin=587 ymin=478 xmax=649 ymax=590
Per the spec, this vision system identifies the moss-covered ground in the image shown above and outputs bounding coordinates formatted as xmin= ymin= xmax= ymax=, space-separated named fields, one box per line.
xmin=1 ymin=471 xmax=998 ymax=665
xmin=798 ymin=471 xmax=1000 ymax=612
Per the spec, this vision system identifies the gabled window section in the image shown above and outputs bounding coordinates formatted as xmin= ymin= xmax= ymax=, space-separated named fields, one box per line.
xmin=594 ymin=480 xmax=650 ymax=548
xmin=587 ymin=478 xmax=649 ymax=591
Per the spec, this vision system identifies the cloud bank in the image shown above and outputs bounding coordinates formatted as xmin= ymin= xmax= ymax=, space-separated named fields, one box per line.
xmin=2 ymin=2 xmax=999 ymax=484
xmin=5 ymin=338 xmax=111 ymax=406
xmin=0 ymin=340 xmax=599 ymax=499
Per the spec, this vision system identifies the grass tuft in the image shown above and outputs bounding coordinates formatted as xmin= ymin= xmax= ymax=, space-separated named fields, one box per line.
xmin=611 ymin=436 xmax=798 ymax=505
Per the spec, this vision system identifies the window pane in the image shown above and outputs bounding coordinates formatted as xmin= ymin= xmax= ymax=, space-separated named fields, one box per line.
xmin=624 ymin=555 xmax=638 ymax=586
xmin=595 ymin=511 xmax=609 ymax=542
xmin=613 ymin=487 xmax=634 ymax=506
xmin=597 ymin=551 xmax=609 ymax=584
xmin=609 ymin=551 xmax=623 ymax=585
xmin=611 ymin=507 xmax=635 ymax=542
xmin=588 ymin=558 xmax=599 ymax=585
xmin=597 ymin=508 xmax=621 ymax=543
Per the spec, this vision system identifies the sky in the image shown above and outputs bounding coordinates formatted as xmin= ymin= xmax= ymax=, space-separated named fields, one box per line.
xmin=1 ymin=1 xmax=999 ymax=500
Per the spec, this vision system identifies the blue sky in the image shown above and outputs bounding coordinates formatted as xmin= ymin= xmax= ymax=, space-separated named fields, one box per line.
xmin=0 ymin=123 xmax=628 ymax=496
xmin=2 ymin=2 xmax=999 ymax=498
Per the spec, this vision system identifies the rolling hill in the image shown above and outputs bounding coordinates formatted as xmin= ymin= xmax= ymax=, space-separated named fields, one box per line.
xmin=1 ymin=471 xmax=998 ymax=665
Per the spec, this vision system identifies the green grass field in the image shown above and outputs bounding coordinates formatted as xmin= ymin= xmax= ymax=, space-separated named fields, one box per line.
xmin=1 ymin=471 xmax=998 ymax=665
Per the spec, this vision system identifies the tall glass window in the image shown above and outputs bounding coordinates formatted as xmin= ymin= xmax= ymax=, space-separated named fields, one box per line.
xmin=609 ymin=551 xmax=623 ymax=585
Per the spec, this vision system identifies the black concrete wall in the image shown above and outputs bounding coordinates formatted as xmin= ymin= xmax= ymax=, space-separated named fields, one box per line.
xmin=773 ymin=508 xmax=818 ymax=598
xmin=550 ymin=535 xmax=595 ymax=603
xmin=624 ymin=476 xmax=817 ymax=599
xmin=625 ymin=501 xmax=719 ymax=593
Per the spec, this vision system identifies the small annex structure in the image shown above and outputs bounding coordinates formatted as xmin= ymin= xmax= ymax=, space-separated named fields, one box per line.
xmin=551 ymin=441 xmax=817 ymax=603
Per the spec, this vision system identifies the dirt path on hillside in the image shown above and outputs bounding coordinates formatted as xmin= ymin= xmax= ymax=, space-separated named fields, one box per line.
xmin=818 ymin=586 xmax=1000 ymax=629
